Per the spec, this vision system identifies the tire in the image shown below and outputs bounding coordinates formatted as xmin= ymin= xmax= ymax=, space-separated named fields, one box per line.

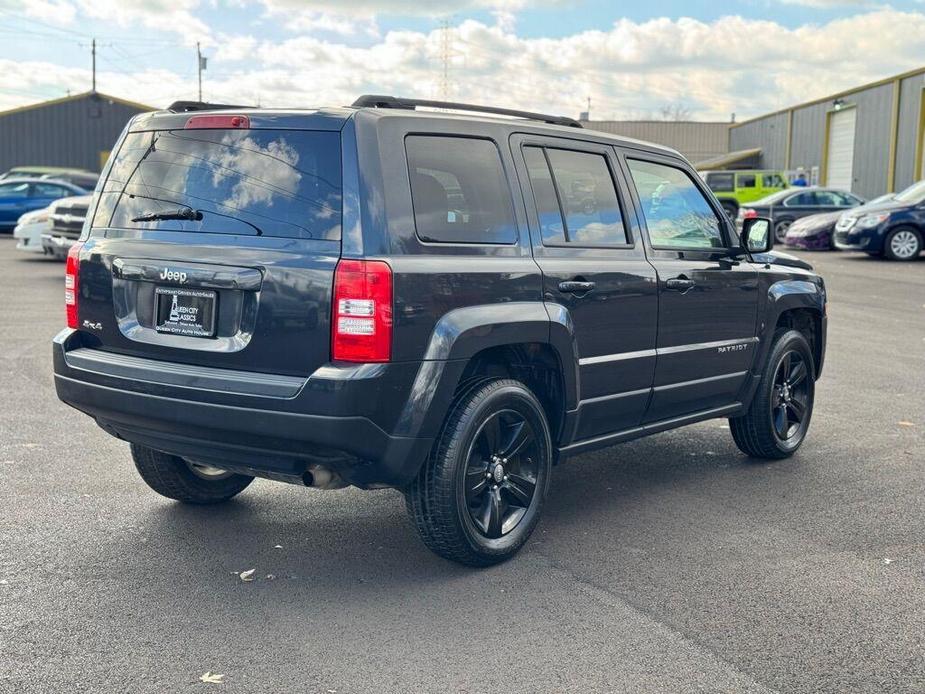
xmin=721 ymin=201 xmax=738 ymax=222
xmin=883 ymin=227 xmax=922 ymax=261
xmin=131 ymin=444 xmax=253 ymax=504
xmin=774 ymin=219 xmax=793 ymax=244
xmin=404 ymin=378 xmax=552 ymax=567
xmin=729 ymin=330 xmax=815 ymax=459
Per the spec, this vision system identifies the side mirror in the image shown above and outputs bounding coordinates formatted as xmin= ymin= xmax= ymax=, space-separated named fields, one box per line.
xmin=740 ymin=217 xmax=772 ymax=253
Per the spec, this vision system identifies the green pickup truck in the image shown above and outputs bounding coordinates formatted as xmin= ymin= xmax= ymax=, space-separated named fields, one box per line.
xmin=703 ymin=170 xmax=789 ymax=220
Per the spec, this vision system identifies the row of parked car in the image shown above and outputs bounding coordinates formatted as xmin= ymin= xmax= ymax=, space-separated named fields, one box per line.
xmin=704 ymin=169 xmax=925 ymax=261
xmin=0 ymin=167 xmax=95 ymax=259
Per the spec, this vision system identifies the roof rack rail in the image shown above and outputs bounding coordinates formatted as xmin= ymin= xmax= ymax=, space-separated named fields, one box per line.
xmin=167 ymin=100 xmax=254 ymax=113
xmin=350 ymin=95 xmax=583 ymax=129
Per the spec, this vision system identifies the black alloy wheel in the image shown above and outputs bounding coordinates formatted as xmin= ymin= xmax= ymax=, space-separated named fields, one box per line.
xmin=729 ymin=329 xmax=815 ymax=459
xmin=770 ymin=350 xmax=810 ymax=443
xmin=405 ymin=378 xmax=552 ymax=566
xmin=463 ymin=409 xmax=540 ymax=539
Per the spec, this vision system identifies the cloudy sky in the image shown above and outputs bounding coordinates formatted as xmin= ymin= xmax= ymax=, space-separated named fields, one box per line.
xmin=1 ymin=0 xmax=925 ymax=120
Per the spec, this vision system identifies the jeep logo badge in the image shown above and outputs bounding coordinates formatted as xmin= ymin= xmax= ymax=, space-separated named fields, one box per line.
xmin=159 ymin=268 xmax=188 ymax=284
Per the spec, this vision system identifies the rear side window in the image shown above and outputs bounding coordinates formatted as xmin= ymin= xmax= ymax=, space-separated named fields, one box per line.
xmin=762 ymin=173 xmax=785 ymax=188
xmin=523 ymin=145 xmax=629 ymax=246
xmin=406 ymin=136 xmax=516 ymax=244
xmin=706 ymin=173 xmax=734 ymax=193
xmin=33 ymin=183 xmax=70 ymax=198
xmin=92 ymin=129 xmax=342 ymax=240
xmin=737 ymin=174 xmax=756 ymax=188
xmin=0 ymin=182 xmax=29 ymax=197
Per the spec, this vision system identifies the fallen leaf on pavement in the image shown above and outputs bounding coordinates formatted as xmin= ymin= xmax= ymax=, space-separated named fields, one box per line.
xmin=239 ymin=569 xmax=256 ymax=582
xmin=898 ymin=421 xmax=915 ymax=427
xmin=200 ymin=672 xmax=225 ymax=684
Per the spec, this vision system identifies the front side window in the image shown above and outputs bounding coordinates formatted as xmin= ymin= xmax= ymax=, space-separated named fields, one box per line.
xmin=523 ymin=146 xmax=628 ymax=246
xmin=627 ymin=159 xmax=725 ymax=250
xmin=762 ymin=174 xmax=785 ymax=188
xmin=784 ymin=192 xmax=815 ymax=206
xmin=406 ymin=136 xmax=516 ymax=244
xmin=706 ymin=173 xmax=734 ymax=193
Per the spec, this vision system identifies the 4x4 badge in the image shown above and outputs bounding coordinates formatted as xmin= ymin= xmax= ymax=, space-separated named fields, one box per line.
xmin=82 ymin=320 xmax=102 ymax=331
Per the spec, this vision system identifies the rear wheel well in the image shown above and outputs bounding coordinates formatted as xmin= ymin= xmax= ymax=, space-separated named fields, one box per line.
xmin=458 ymin=343 xmax=566 ymax=446
xmin=775 ymin=309 xmax=822 ymax=376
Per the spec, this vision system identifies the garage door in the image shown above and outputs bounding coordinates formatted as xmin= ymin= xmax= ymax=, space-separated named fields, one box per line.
xmin=826 ymin=107 xmax=856 ymax=191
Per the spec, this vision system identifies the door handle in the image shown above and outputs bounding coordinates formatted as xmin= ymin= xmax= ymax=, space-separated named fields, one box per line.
xmin=558 ymin=280 xmax=596 ymax=294
xmin=665 ymin=277 xmax=695 ymax=291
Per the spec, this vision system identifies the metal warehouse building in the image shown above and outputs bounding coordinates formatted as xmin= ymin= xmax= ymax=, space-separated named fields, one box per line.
xmin=729 ymin=67 xmax=925 ymax=199
xmin=583 ymin=119 xmax=730 ymax=164
xmin=0 ymin=91 xmax=151 ymax=174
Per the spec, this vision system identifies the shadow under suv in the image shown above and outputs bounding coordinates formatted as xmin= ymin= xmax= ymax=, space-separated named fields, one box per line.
xmin=54 ymin=96 xmax=827 ymax=566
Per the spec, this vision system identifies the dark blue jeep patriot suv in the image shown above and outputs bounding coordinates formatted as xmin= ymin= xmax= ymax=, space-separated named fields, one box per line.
xmin=54 ymin=96 xmax=827 ymax=565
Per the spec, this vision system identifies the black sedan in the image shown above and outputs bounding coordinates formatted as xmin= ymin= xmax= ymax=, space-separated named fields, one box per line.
xmin=834 ymin=180 xmax=925 ymax=260
xmin=738 ymin=187 xmax=865 ymax=244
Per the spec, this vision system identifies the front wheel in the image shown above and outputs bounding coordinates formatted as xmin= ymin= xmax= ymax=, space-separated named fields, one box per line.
xmin=883 ymin=227 xmax=922 ymax=261
xmin=405 ymin=379 xmax=552 ymax=566
xmin=729 ymin=330 xmax=815 ymax=459
xmin=774 ymin=219 xmax=793 ymax=244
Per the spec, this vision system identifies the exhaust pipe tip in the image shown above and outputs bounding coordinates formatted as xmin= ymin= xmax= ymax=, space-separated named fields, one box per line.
xmin=302 ymin=465 xmax=347 ymax=490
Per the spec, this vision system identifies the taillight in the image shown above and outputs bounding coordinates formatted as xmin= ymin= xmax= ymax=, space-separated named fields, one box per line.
xmin=185 ymin=114 xmax=250 ymax=129
xmin=65 ymin=242 xmax=84 ymax=329
xmin=741 ymin=208 xmax=758 ymax=219
xmin=332 ymin=259 xmax=393 ymax=362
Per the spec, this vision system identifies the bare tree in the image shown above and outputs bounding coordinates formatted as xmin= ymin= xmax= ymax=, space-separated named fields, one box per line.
xmin=657 ymin=102 xmax=693 ymax=121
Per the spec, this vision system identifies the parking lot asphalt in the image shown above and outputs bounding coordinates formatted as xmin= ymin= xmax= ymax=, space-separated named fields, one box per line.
xmin=0 ymin=236 xmax=922 ymax=694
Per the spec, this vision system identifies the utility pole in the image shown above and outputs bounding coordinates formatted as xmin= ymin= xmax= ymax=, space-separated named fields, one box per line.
xmin=197 ymin=42 xmax=206 ymax=102
xmin=439 ymin=20 xmax=451 ymax=101
xmin=91 ymin=38 xmax=96 ymax=93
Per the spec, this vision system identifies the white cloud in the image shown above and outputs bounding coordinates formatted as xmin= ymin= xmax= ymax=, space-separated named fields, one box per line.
xmin=3 ymin=7 xmax=925 ymax=121
xmin=11 ymin=0 xmax=78 ymax=24
xmin=73 ymin=0 xmax=212 ymax=45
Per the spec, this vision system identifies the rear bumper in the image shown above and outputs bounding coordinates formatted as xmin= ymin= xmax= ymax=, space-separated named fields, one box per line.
xmin=41 ymin=233 xmax=77 ymax=260
xmin=53 ymin=329 xmax=458 ymax=488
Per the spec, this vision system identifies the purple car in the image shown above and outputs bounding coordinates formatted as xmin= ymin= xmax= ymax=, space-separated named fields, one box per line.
xmin=783 ymin=211 xmax=842 ymax=250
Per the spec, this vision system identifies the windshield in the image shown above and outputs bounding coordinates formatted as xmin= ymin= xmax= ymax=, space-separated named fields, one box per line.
xmin=893 ymin=180 xmax=925 ymax=204
xmin=91 ymin=128 xmax=342 ymax=239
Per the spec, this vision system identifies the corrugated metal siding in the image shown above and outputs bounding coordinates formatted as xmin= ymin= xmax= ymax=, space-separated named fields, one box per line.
xmin=729 ymin=111 xmax=788 ymax=170
xmin=582 ymin=121 xmax=729 ymax=162
xmin=895 ymin=73 xmax=925 ymax=190
xmin=846 ymin=83 xmax=893 ymax=198
xmin=729 ymin=69 xmax=925 ymax=197
xmin=0 ymin=93 xmax=146 ymax=173
xmin=789 ymin=102 xmax=827 ymax=179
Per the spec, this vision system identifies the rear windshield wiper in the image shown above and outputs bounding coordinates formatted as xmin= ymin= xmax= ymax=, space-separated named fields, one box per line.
xmin=131 ymin=206 xmax=202 ymax=223
xmin=126 ymin=193 xmax=263 ymax=236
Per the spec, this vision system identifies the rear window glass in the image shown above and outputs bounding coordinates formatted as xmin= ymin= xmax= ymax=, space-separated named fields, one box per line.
xmin=92 ymin=129 xmax=342 ymax=240
xmin=406 ymin=135 xmax=517 ymax=244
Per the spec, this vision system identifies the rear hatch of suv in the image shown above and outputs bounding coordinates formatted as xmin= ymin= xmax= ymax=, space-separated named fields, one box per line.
xmin=75 ymin=109 xmax=347 ymax=377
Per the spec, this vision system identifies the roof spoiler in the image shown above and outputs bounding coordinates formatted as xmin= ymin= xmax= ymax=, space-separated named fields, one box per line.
xmin=167 ymin=100 xmax=255 ymax=113
xmin=350 ymin=95 xmax=583 ymax=129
